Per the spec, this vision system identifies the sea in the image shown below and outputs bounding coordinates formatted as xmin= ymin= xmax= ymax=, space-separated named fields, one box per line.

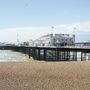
xmin=0 ymin=50 xmax=89 ymax=62
xmin=0 ymin=50 xmax=29 ymax=62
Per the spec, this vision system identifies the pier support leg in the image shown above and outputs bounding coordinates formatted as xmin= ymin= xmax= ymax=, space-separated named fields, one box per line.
xmin=59 ymin=51 xmax=61 ymax=60
xmin=57 ymin=49 xmax=59 ymax=60
xmin=55 ymin=49 xmax=57 ymax=60
xmin=38 ymin=49 xmax=40 ymax=60
xmin=75 ymin=52 xmax=77 ymax=61
xmin=84 ymin=53 xmax=87 ymax=61
xmin=67 ymin=51 xmax=70 ymax=61
xmin=43 ymin=49 xmax=47 ymax=60
xmin=81 ymin=52 xmax=83 ymax=61
xmin=32 ymin=49 xmax=34 ymax=57
xmin=29 ymin=48 xmax=31 ymax=59
xmin=74 ymin=51 xmax=77 ymax=61
xmin=88 ymin=53 xmax=90 ymax=60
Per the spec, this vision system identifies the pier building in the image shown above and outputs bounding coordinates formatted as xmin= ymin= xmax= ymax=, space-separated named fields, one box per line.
xmin=33 ymin=34 xmax=75 ymax=47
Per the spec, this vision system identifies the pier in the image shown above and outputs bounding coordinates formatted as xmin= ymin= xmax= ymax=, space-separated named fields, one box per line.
xmin=0 ymin=45 xmax=90 ymax=61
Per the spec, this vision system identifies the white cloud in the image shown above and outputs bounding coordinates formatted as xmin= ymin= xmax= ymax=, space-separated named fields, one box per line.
xmin=0 ymin=27 xmax=51 ymax=43
xmin=0 ymin=21 xmax=90 ymax=43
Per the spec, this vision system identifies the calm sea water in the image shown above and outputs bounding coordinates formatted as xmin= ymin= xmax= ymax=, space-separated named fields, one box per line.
xmin=0 ymin=50 xmax=88 ymax=62
xmin=0 ymin=50 xmax=29 ymax=62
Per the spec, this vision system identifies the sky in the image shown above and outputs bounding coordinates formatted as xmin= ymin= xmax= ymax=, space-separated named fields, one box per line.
xmin=0 ymin=0 xmax=90 ymax=43
xmin=0 ymin=0 xmax=90 ymax=28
